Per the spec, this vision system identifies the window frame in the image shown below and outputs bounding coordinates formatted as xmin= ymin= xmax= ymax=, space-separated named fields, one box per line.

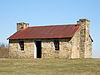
xmin=19 ymin=41 xmax=24 ymax=51
xmin=54 ymin=40 xmax=59 ymax=50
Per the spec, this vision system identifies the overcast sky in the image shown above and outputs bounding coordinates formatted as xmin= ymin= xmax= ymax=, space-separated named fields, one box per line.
xmin=0 ymin=0 xmax=99 ymax=58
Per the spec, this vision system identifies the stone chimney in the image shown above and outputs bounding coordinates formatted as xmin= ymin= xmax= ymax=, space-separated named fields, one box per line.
xmin=77 ymin=19 xmax=91 ymax=58
xmin=17 ymin=22 xmax=29 ymax=31
xmin=77 ymin=19 xmax=90 ymax=41
xmin=77 ymin=19 xmax=90 ymax=34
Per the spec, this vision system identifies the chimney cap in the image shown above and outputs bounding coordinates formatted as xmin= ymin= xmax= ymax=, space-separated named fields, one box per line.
xmin=79 ymin=19 xmax=90 ymax=22
xmin=17 ymin=22 xmax=29 ymax=25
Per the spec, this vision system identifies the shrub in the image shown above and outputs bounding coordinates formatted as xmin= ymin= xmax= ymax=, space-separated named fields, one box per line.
xmin=0 ymin=43 xmax=9 ymax=58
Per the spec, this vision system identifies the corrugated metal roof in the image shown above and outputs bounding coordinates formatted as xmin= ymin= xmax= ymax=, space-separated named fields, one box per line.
xmin=8 ymin=24 xmax=80 ymax=40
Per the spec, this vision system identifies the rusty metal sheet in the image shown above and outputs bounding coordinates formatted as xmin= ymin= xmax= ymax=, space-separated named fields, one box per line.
xmin=8 ymin=24 xmax=80 ymax=40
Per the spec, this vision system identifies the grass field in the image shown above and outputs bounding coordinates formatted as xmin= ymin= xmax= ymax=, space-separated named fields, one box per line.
xmin=0 ymin=58 xmax=100 ymax=75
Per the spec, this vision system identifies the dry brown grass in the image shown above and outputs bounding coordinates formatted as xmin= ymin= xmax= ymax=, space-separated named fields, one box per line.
xmin=0 ymin=44 xmax=9 ymax=58
xmin=0 ymin=58 xmax=100 ymax=75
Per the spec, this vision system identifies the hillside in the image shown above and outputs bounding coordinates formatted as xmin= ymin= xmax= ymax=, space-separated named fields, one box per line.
xmin=0 ymin=58 xmax=100 ymax=75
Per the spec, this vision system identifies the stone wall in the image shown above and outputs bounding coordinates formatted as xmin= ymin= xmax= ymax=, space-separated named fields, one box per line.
xmin=84 ymin=36 xmax=92 ymax=58
xmin=9 ymin=40 xmax=34 ymax=58
xmin=59 ymin=39 xmax=71 ymax=58
xmin=70 ymin=28 xmax=80 ymax=58
xmin=41 ymin=39 xmax=72 ymax=59
xmin=9 ymin=38 xmax=74 ymax=59
xmin=42 ymin=40 xmax=59 ymax=58
xmin=9 ymin=37 xmax=81 ymax=59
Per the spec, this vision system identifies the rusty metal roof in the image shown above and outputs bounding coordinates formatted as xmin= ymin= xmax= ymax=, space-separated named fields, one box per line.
xmin=8 ymin=24 xmax=80 ymax=40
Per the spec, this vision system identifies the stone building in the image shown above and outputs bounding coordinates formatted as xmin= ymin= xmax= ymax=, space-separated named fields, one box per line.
xmin=8 ymin=19 xmax=93 ymax=58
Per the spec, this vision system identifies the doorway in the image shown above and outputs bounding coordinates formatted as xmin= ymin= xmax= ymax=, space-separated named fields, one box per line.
xmin=35 ymin=41 xmax=42 ymax=58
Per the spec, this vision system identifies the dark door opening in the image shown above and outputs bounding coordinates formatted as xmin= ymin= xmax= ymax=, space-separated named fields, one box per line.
xmin=36 ymin=41 xmax=41 ymax=58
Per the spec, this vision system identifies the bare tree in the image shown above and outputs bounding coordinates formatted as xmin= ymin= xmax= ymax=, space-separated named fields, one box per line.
xmin=0 ymin=43 xmax=9 ymax=58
